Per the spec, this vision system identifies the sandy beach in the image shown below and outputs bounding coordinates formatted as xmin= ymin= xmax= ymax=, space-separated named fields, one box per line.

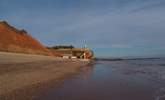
xmin=0 ymin=52 xmax=89 ymax=100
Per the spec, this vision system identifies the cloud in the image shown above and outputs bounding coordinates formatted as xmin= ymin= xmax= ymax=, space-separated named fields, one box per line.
xmin=111 ymin=44 xmax=131 ymax=48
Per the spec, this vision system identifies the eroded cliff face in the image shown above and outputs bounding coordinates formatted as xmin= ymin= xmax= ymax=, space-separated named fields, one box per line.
xmin=0 ymin=21 xmax=54 ymax=56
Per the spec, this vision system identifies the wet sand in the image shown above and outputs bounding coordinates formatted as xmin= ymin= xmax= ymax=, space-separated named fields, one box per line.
xmin=37 ymin=59 xmax=165 ymax=100
xmin=0 ymin=52 xmax=89 ymax=100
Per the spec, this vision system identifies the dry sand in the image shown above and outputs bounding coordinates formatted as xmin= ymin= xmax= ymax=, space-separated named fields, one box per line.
xmin=0 ymin=52 xmax=89 ymax=100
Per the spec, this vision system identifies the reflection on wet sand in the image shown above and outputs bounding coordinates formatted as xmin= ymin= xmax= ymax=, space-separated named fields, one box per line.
xmin=81 ymin=64 xmax=94 ymax=80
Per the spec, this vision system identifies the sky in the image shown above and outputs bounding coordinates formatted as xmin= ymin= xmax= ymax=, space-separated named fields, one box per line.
xmin=1 ymin=0 xmax=165 ymax=58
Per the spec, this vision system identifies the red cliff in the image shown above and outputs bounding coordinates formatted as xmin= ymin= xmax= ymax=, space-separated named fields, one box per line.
xmin=0 ymin=21 xmax=54 ymax=56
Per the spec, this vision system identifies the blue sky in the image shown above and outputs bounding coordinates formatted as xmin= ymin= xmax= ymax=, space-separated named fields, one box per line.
xmin=1 ymin=0 xmax=165 ymax=57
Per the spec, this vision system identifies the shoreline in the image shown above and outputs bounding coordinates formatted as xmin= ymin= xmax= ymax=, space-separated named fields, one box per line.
xmin=0 ymin=52 xmax=90 ymax=100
